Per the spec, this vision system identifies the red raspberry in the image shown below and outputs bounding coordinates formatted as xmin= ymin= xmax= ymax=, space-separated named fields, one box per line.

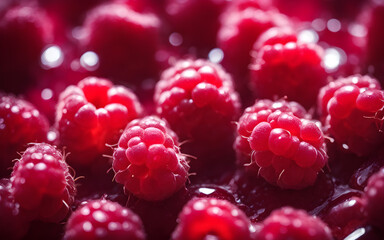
xmin=80 ymin=2 xmax=160 ymax=82
xmin=318 ymin=75 xmax=384 ymax=156
xmin=217 ymin=7 xmax=290 ymax=97
xmin=235 ymin=99 xmax=327 ymax=189
xmin=10 ymin=143 xmax=76 ymax=222
xmin=253 ymin=26 xmax=298 ymax=50
xmin=165 ymin=0 xmax=227 ymax=52
xmin=257 ymin=207 xmax=333 ymax=240
xmin=171 ymin=198 xmax=254 ymax=240
xmin=154 ymin=59 xmax=241 ymax=172
xmin=0 ymin=94 xmax=49 ymax=177
xmin=0 ymin=179 xmax=30 ymax=240
xmin=56 ymin=77 xmax=142 ymax=165
xmin=363 ymin=167 xmax=384 ymax=230
xmin=250 ymin=41 xmax=328 ymax=109
xmin=64 ymin=199 xmax=145 ymax=240
xmin=0 ymin=5 xmax=53 ymax=93
xmin=112 ymin=116 xmax=189 ymax=201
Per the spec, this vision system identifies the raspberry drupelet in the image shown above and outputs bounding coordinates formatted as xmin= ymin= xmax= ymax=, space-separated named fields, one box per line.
xmin=363 ymin=167 xmax=384 ymax=231
xmin=64 ymin=199 xmax=145 ymax=240
xmin=250 ymin=41 xmax=328 ymax=109
xmin=318 ymin=75 xmax=384 ymax=156
xmin=154 ymin=59 xmax=241 ymax=173
xmin=0 ymin=179 xmax=30 ymax=240
xmin=80 ymin=2 xmax=160 ymax=82
xmin=171 ymin=198 xmax=254 ymax=240
xmin=235 ymin=99 xmax=327 ymax=189
xmin=0 ymin=94 xmax=49 ymax=177
xmin=10 ymin=143 xmax=76 ymax=222
xmin=257 ymin=207 xmax=333 ymax=240
xmin=112 ymin=116 xmax=189 ymax=201
xmin=56 ymin=77 xmax=142 ymax=166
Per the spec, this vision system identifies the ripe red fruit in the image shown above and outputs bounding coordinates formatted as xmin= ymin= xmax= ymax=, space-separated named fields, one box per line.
xmin=113 ymin=116 xmax=189 ymax=201
xmin=64 ymin=199 xmax=145 ymax=240
xmin=154 ymin=59 xmax=241 ymax=174
xmin=0 ymin=5 xmax=53 ymax=93
xmin=250 ymin=41 xmax=328 ymax=109
xmin=56 ymin=77 xmax=142 ymax=165
xmin=10 ymin=143 xmax=76 ymax=222
xmin=363 ymin=167 xmax=384 ymax=230
xmin=257 ymin=207 xmax=333 ymax=240
xmin=171 ymin=198 xmax=254 ymax=240
xmin=0 ymin=179 xmax=30 ymax=240
xmin=235 ymin=99 xmax=327 ymax=189
xmin=0 ymin=94 xmax=49 ymax=177
xmin=80 ymin=2 xmax=160 ymax=82
xmin=318 ymin=75 xmax=384 ymax=156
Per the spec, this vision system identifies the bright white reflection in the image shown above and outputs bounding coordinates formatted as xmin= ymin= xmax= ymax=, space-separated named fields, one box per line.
xmin=298 ymin=29 xmax=319 ymax=43
xmin=80 ymin=51 xmax=99 ymax=71
xmin=208 ymin=48 xmax=224 ymax=64
xmin=41 ymin=88 xmax=53 ymax=100
xmin=344 ymin=228 xmax=365 ymax=240
xmin=348 ymin=23 xmax=367 ymax=38
xmin=323 ymin=48 xmax=345 ymax=71
xmin=198 ymin=187 xmax=215 ymax=195
xmin=41 ymin=45 xmax=64 ymax=68
xmin=327 ymin=19 xmax=341 ymax=33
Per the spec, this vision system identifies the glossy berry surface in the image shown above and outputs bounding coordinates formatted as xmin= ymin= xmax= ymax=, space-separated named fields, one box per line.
xmin=250 ymin=41 xmax=328 ymax=109
xmin=113 ymin=116 xmax=189 ymax=201
xmin=56 ymin=77 xmax=142 ymax=165
xmin=257 ymin=207 xmax=332 ymax=240
xmin=319 ymin=75 xmax=384 ymax=156
xmin=0 ymin=94 xmax=49 ymax=177
xmin=10 ymin=143 xmax=76 ymax=222
xmin=363 ymin=167 xmax=384 ymax=230
xmin=172 ymin=198 xmax=254 ymax=240
xmin=235 ymin=99 xmax=327 ymax=189
xmin=64 ymin=199 xmax=145 ymax=240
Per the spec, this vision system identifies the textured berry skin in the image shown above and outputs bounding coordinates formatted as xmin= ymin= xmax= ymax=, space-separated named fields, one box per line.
xmin=235 ymin=99 xmax=327 ymax=189
xmin=218 ymin=8 xmax=289 ymax=79
xmin=0 ymin=94 xmax=49 ymax=177
xmin=0 ymin=179 xmax=29 ymax=240
xmin=154 ymin=58 xmax=240 ymax=144
xmin=0 ymin=6 xmax=53 ymax=93
xmin=318 ymin=75 xmax=384 ymax=156
xmin=81 ymin=2 xmax=160 ymax=82
xmin=10 ymin=143 xmax=76 ymax=222
xmin=363 ymin=167 xmax=384 ymax=230
xmin=250 ymin=41 xmax=328 ymax=109
xmin=64 ymin=199 xmax=145 ymax=240
xmin=171 ymin=198 xmax=254 ymax=240
xmin=56 ymin=77 xmax=142 ymax=165
xmin=257 ymin=207 xmax=333 ymax=240
xmin=113 ymin=116 xmax=189 ymax=201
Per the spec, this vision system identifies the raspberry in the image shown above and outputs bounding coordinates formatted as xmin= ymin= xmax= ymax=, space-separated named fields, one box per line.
xmin=112 ymin=116 xmax=189 ymax=201
xmin=56 ymin=77 xmax=142 ymax=165
xmin=250 ymin=41 xmax=328 ymax=109
xmin=253 ymin=26 xmax=298 ymax=50
xmin=318 ymin=75 xmax=384 ymax=156
xmin=171 ymin=198 xmax=254 ymax=240
xmin=10 ymin=143 xmax=76 ymax=222
xmin=64 ymin=199 xmax=145 ymax=240
xmin=154 ymin=59 xmax=241 ymax=173
xmin=165 ymin=0 xmax=227 ymax=52
xmin=217 ymin=7 xmax=289 ymax=101
xmin=81 ymin=2 xmax=160 ymax=82
xmin=235 ymin=99 xmax=327 ymax=189
xmin=257 ymin=207 xmax=332 ymax=240
xmin=0 ymin=179 xmax=30 ymax=240
xmin=0 ymin=5 xmax=53 ymax=93
xmin=0 ymin=94 xmax=49 ymax=177
xmin=363 ymin=167 xmax=384 ymax=230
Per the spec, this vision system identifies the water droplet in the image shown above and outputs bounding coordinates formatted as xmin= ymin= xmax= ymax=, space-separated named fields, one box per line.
xmin=169 ymin=32 xmax=183 ymax=46
xmin=41 ymin=88 xmax=53 ymax=100
xmin=41 ymin=45 xmax=64 ymax=69
xmin=80 ymin=51 xmax=99 ymax=71
xmin=208 ymin=48 xmax=224 ymax=64
xmin=298 ymin=29 xmax=319 ymax=43
xmin=327 ymin=19 xmax=341 ymax=33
